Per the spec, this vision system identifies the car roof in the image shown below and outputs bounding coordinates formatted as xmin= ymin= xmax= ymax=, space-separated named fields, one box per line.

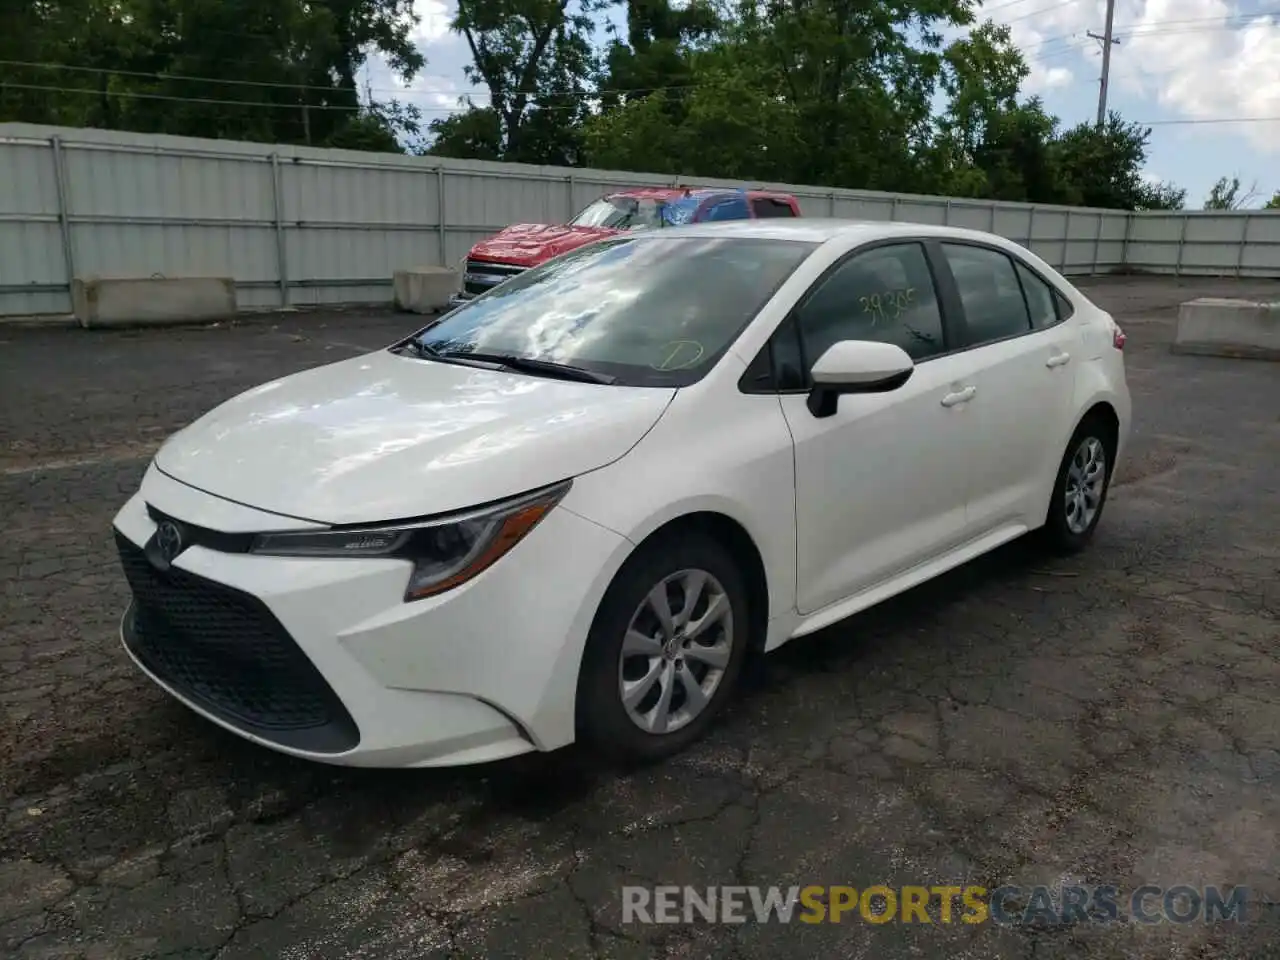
xmin=605 ymin=186 xmax=798 ymax=202
xmin=606 ymin=187 xmax=690 ymax=201
xmin=641 ymin=217 xmax=1029 ymax=249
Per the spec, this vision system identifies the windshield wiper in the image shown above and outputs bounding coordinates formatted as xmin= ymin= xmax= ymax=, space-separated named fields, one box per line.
xmin=442 ymin=351 xmax=616 ymax=385
xmin=394 ymin=338 xmax=438 ymax=358
xmin=395 ymin=339 xmax=502 ymax=370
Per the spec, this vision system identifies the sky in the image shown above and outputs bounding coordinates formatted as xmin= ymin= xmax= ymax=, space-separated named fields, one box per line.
xmin=358 ymin=0 xmax=1280 ymax=209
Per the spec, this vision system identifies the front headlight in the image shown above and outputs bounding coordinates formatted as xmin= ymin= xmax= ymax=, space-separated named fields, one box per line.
xmin=249 ymin=480 xmax=571 ymax=602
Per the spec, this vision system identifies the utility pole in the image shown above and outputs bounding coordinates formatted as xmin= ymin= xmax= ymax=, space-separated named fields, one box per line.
xmin=301 ymin=94 xmax=312 ymax=145
xmin=1087 ymin=0 xmax=1120 ymax=129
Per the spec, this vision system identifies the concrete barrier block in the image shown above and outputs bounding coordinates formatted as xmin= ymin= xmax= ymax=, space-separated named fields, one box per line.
xmin=393 ymin=267 xmax=460 ymax=314
xmin=71 ymin=276 xmax=236 ymax=329
xmin=1173 ymin=298 xmax=1280 ymax=360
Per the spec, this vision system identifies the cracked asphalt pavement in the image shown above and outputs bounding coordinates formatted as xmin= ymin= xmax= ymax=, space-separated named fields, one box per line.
xmin=2 ymin=276 xmax=1279 ymax=959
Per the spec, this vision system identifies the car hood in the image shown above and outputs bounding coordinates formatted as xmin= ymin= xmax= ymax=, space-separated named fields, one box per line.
xmin=154 ymin=350 xmax=675 ymax=525
xmin=468 ymin=223 xmax=620 ymax=267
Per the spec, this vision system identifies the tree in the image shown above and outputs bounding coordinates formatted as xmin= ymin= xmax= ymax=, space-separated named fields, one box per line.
xmin=327 ymin=103 xmax=424 ymax=152
xmin=425 ymin=106 xmax=505 ymax=160
xmin=4 ymin=0 xmax=1196 ymax=200
xmin=0 ymin=0 xmax=425 ymax=148
xmin=927 ymin=24 xmax=1067 ymax=203
xmin=1135 ymin=181 xmax=1187 ymax=211
xmin=430 ymin=0 xmax=605 ymax=164
xmin=1265 ymin=192 xmax=1280 ymax=210
xmin=1050 ymin=112 xmax=1184 ymax=210
xmin=598 ymin=0 xmax=719 ymax=109
xmin=1203 ymin=175 xmax=1260 ymax=210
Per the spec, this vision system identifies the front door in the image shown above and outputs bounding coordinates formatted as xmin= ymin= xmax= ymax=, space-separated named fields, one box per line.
xmin=774 ymin=241 xmax=982 ymax=616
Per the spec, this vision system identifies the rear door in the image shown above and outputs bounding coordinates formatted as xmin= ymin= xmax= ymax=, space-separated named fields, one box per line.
xmin=933 ymin=241 xmax=1080 ymax=533
xmin=750 ymin=197 xmax=798 ymax=219
xmin=699 ymin=195 xmax=751 ymax=222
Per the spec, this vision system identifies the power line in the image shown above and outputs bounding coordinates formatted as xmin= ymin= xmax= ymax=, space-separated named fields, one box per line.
xmin=1137 ymin=115 xmax=1280 ymax=126
xmin=0 ymin=82 xmax=372 ymax=112
xmin=6 ymin=8 xmax=1278 ymax=122
xmin=10 ymin=78 xmax=1278 ymax=128
xmin=979 ymin=0 xmax=1052 ymax=13
xmin=1015 ymin=13 xmax=1276 ymax=62
xmin=0 ymin=57 xmax=724 ymax=100
xmin=4 ymin=10 xmax=1275 ymax=100
xmin=0 ymin=59 xmax=463 ymax=99
xmin=1000 ymin=0 xmax=1083 ymax=27
xmin=1007 ymin=9 xmax=1279 ymax=58
xmin=0 ymin=80 xmax=599 ymax=114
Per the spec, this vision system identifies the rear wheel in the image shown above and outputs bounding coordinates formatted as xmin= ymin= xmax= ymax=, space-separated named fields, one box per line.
xmin=1041 ymin=418 xmax=1115 ymax=554
xmin=576 ymin=532 xmax=749 ymax=763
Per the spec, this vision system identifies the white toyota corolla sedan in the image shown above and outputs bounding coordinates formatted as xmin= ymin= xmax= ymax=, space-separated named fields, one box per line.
xmin=112 ymin=219 xmax=1131 ymax=768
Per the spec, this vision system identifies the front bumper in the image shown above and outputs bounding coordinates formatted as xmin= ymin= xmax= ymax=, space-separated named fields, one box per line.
xmin=456 ymin=258 xmax=529 ymax=305
xmin=112 ymin=466 xmax=631 ymax=768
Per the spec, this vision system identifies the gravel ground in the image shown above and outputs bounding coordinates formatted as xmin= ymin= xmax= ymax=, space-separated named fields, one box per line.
xmin=1 ymin=276 xmax=1279 ymax=959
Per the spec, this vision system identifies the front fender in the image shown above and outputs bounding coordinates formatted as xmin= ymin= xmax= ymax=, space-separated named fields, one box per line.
xmin=560 ymin=383 xmax=799 ymax=638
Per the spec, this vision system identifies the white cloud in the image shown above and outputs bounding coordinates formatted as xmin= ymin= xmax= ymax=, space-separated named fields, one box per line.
xmin=411 ymin=0 xmax=454 ymax=43
xmin=359 ymin=1 xmax=489 ymax=118
xmin=983 ymin=0 xmax=1280 ymax=152
xmin=1026 ymin=64 xmax=1075 ymax=91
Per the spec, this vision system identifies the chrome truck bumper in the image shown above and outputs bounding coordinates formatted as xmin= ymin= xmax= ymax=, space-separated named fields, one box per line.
xmin=455 ymin=259 xmax=528 ymax=306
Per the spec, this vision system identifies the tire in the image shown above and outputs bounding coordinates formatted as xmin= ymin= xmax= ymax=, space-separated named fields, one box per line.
xmin=576 ymin=530 xmax=751 ymax=764
xmin=1041 ymin=415 xmax=1116 ymax=555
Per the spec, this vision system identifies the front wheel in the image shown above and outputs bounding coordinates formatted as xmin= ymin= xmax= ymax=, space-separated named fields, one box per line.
xmin=1041 ymin=419 xmax=1115 ymax=554
xmin=576 ymin=532 xmax=750 ymax=764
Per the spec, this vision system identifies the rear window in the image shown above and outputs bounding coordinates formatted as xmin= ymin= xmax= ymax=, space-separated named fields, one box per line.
xmin=752 ymin=198 xmax=797 ymax=218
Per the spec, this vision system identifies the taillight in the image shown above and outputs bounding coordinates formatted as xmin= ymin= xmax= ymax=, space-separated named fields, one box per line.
xmin=1112 ymin=325 xmax=1126 ymax=350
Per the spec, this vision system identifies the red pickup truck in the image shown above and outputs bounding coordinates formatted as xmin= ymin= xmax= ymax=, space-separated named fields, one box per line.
xmin=452 ymin=186 xmax=803 ymax=305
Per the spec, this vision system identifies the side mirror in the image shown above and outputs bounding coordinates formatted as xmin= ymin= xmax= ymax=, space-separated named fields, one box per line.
xmin=807 ymin=340 xmax=914 ymax=418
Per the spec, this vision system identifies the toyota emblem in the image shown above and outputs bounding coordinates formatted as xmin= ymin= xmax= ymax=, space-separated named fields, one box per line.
xmin=155 ymin=520 xmax=184 ymax=562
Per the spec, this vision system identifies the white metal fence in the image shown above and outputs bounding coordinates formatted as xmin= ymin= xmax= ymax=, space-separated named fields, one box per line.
xmin=2 ymin=122 xmax=1278 ymax=317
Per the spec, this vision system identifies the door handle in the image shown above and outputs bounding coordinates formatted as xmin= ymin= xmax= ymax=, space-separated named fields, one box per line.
xmin=941 ymin=385 xmax=976 ymax=407
xmin=1046 ymin=351 xmax=1072 ymax=368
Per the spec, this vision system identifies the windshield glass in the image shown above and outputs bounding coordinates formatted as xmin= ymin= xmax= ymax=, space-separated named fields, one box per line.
xmin=661 ymin=194 xmax=702 ymax=226
xmin=408 ymin=236 xmax=817 ymax=387
xmin=570 ymin=196 xmax=667 ymax=230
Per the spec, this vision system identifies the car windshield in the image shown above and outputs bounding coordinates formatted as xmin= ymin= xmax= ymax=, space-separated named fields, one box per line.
xmin=569 ymin=196 xmax=667 ymax=230
xmin=407 ymin=236 xmax=817 ymax=387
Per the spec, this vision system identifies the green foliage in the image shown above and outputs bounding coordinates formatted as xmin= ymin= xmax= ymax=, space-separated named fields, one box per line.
xmin=1136 ymin=181 xmax=1188 ymax=211
xmin=1051 ymin=113 xmax=1160 ymax=209
xmin=431 ymin=0 xmax=1185 ymax=209
xmin=427 ymin=0 xmax=606 ymax=164
xmin=1265 ymin=192 xmax=1280 ymax=210
xmin=1202 ymin=175 xmax=1261 ymax=211
xmin=1 ymin=0 xmax=423 ymax=148
xmin=5 ymin=0 xmax=1190 ymax=206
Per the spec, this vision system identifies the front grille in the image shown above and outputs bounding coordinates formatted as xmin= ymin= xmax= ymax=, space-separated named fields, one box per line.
xmin=463 ymin=258 xmax=526 ymax=297
xmin=116 ymin=531 xmax=359 ymax=753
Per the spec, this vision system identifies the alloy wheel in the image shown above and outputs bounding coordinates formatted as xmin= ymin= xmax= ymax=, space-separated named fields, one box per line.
xmin=617 ymin=568 xmax=734 ymax=735
xmin=1064 ymin=435 xmax=1107 ymax=535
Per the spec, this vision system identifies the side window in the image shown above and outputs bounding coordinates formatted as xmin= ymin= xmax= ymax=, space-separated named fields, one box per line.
xmin=941 ymin=243 xmax=1032 ymax=347
xmin=771 ymin=316 xmax=806 ymax=389
xmin=739 ymin=317 xmax=805 ymax=393
xmin=701 ymin=197 xmax=750 ymax=222
xmin=751 ymin=198 xmax=797 ymax=218
xmin=1054 ymin=289 xmax=1075 ymax=320
xmin=1014 ymin=261 xmax=1058 ymax=329
xmin=794 ymin=243 xmax=946 ymax=365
